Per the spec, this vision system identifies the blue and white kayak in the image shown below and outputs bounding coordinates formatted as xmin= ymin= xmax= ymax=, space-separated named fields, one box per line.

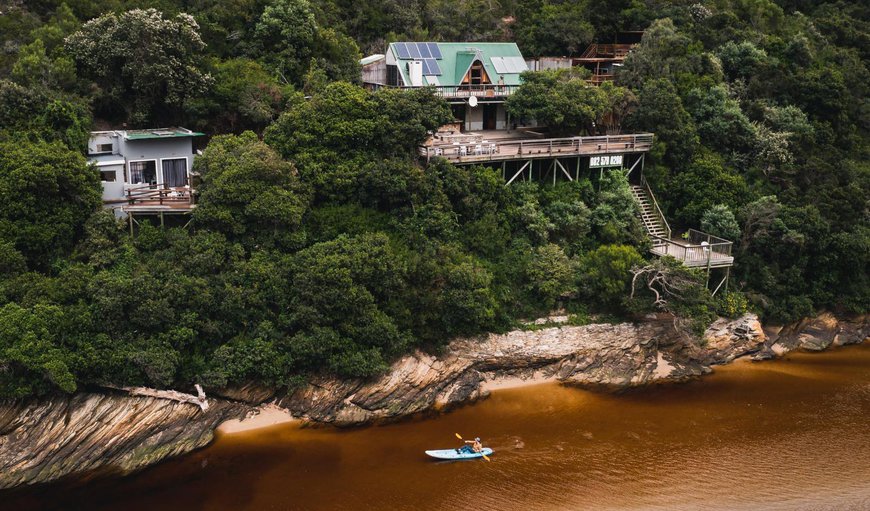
xmin=425 ymin=448 xmax=494 ymax=460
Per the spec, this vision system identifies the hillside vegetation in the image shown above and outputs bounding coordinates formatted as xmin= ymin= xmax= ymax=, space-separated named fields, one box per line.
xmin=0 ymin=0 xmax=867 ymax=398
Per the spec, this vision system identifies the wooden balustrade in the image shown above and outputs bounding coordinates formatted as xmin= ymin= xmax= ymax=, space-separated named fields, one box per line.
xmin=649 ymin=230 xmax=734 ymax=269
xmin=421 ymin=133 xmax=654 ymax=163
xmin=125 ymin=184 xmax=195 ymax=208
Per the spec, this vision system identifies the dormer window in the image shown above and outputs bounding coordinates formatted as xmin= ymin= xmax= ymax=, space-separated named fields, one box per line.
xmin=97 ymin=143 xmax=113 ymax=153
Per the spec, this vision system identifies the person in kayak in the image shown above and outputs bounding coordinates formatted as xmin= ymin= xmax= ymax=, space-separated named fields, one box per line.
xmin=461 ymin=437 xmax=482 ymax=454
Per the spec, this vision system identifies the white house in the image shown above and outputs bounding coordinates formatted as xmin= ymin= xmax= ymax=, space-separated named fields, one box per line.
xmin=87 ymin=127 xmax=203 ymax=216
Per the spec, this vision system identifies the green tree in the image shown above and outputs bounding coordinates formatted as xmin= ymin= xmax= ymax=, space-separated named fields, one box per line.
xmin=619 ymin=18 xmax=720 ymax=90
xmin=627 ymin=78 xmax=698 ymax=168
xmin=0 ymin=303 xmax=78 ymax=397
xmin=717 ymin=40 xmax=768 ymax=81
xmin=685 ymin=84 xmax=757 ymax=154
xmin=288 ymin=233 xmax=409 ymax=378
xmin=0 ymin=139 xmax=101 ymax=268
xmin=515 ymin=0 xmax=595 ymax=57
xmin=253 ymin=0 xmax=317 ymax=81
xmin=668 ymin=151 xmax=749 ymax=225
xmin=577 ymin=244 xmax=644 ymax=309
xmin=189 ymin=58 xmax=290 ymax=133
xmin=700 ymin=204 xmax=740 ymax=241
xmin=65 ymin=8 xmax=212 ymax=124
xmin=193 ymin=132 xmax=310 ymax=251
xmin=11 ymin=38 xmax=77 ymax=90
xmin=506 ymin=68 xmax=604 ymax=135
xmin=524 ymin=243 xmax=576 ymax=310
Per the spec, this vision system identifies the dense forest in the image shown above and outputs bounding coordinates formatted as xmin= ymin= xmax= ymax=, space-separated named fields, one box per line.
xmin=0 ymin=0 xmax=867 ymax=398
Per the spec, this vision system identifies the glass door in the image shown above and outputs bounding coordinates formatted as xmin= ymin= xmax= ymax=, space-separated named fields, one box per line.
xmin=161 ymin=158 xmax=188 ymax=188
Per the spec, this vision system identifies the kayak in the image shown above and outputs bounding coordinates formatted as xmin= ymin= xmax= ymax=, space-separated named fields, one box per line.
xmin=425 ymin=448 xmax=494 ymax=460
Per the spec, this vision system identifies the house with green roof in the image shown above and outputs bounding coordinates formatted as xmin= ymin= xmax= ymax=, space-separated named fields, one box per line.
xmin=363 ymin=42 xmax=529 ymax=131
xmin=87 ymin=127 xmax=203 ymax=217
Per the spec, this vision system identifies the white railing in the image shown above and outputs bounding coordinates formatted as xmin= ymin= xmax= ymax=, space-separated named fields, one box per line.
xmin=366 ymin=83 xmax=520 ymax=98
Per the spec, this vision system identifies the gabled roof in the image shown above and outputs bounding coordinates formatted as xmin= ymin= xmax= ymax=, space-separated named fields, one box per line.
xmin=388 ymin=42 xmax=527 ymax=87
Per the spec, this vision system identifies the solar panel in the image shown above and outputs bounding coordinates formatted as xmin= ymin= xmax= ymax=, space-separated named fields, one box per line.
xmin=408 ymin=43 xmax=421 ymax=59
xmin=491 ymin=57 xmax=507 ymax=74
xmin=421 ymin=58 xmax=441 ymax=76
xmin=395 ymin=42 xmax=410 ymax=59
xmin=417 ymin=42 xmax=432 ymax=59
xmin=427 ymin=43 xmax=442 ymax=59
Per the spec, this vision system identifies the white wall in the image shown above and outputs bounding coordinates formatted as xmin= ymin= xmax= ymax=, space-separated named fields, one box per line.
xmin=99 ymin=164 xmax=126 ymax=202
xmin=465 ymin=105 xmax=484 ymax=131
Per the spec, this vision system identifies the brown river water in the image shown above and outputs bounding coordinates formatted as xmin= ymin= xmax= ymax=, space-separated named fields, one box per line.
xmin=7 ymin=343 xmax=870 ymax=511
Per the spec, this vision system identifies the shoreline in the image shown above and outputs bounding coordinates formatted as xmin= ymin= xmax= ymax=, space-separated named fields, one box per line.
xmin=216 ymin=404 xmax=298 ymax=435
xmin=1 ymin=312 xmax=866 ymax=490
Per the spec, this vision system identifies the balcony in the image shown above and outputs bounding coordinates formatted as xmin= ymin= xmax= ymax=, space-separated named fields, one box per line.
xmin=649 ymin=229 xmax=734 ymax=269
xmin=122 ymin=184 xmax=196 ymax=214
xmin=420 ymin=131 xmax=654 ymax=164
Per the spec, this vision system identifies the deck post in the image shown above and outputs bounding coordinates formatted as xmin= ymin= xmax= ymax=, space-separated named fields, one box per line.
xmin=129 ymin=213 xmax=133 ymax=237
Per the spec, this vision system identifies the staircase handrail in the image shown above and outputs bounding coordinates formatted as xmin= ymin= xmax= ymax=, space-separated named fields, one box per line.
xmin=640 ymin=177 xmax=671 ymax=240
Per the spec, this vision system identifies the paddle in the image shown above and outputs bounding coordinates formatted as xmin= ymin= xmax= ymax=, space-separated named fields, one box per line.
xmin=455 ymin=433 xmax=490 ymax=462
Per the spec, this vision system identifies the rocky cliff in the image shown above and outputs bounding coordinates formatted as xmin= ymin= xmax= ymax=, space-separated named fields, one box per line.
xmin=0 ymin=313 xmax=866 ymax=490
xmin=0 ymin=391 xmax=246 ymax=489
xmin=276 ymin=314 xmax=769 ymax=425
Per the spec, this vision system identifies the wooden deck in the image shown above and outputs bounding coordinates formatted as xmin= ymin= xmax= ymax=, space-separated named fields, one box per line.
xmin=650 ymin=231 xmax=734 ymax=269
xmin=120 ymin=185 xmax=196 ymax=214
xmin=420 ymin=132 xmax=654 ymax=164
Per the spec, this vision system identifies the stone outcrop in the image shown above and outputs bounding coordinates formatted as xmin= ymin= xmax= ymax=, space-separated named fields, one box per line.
xmin=277 ymin=314 xmax=766 ymax=425
xmin=767 ymin=312 xmax=869 ymax=352
xmin=0 ymin=391 xmax=246 ymax=490
xmin=0 ymin=312 xmax=865 ymax=490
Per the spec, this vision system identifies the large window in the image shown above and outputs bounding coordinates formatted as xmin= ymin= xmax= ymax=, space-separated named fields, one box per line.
xmin=129 ymin=160 xmax=156 ymax=185
xmin=161 ymin=158 xmax=188 ymax=188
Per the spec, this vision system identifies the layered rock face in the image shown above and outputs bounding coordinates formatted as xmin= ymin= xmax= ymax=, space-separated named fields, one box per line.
xmin=278 ymin=314 xmax=770 ymax=425
xmin=0 ymin=392 xmax=245 ymax=489
xmin=767 ymin=313 xmax=869 ymax=352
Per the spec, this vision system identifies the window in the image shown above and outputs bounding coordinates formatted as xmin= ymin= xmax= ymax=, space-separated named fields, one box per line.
xmin=100 ymin=170 xmax=117 ymax=182
xmin=129 ymin=160 xmax=156 ymax=185
xmin=161 ymin=158 xmax=188 ymax=188
xmin=97 ymin=143 xmax=113 ymax=153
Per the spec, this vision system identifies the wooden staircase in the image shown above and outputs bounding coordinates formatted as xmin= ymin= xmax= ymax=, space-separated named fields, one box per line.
xmin=630 ymin=184 xmax=669 ymax=240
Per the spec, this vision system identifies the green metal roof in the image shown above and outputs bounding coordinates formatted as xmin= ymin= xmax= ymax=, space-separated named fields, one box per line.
xmin=124 ymin=129 xmax=205 ymax=140
xmin=389 ymin=42 xmax=526 ymax=87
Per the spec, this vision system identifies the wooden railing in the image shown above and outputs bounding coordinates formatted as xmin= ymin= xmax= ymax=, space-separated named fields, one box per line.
xmin=640 ymin=176 xmax=671 ymax=241
xmin=649 ymin=229 xmax=733 ymax=268
xmin=125 ymin=184 xmax=194 ymax=207
xmin=420 ymin=133 xmax=654 ymax=162
xmin=579 ymin=44 xmax=634 ymax=59
xmin=588 ymin=73 xmax=615 ymax=84
xmin=686 ymin=229 xmax=733 ymax=257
